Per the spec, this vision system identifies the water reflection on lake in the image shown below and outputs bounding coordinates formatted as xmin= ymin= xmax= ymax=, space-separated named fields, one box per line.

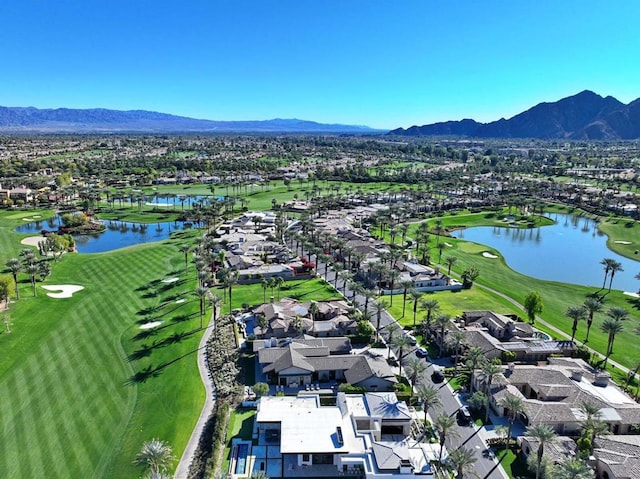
xmin=451 ymin=213 xmax=640 ymax=291
xmin=15 ymin=215 xmax=187 ymax=253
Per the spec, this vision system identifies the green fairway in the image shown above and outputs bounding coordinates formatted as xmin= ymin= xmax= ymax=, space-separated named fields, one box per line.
xmin=0 ymin=210 xmax=205 ymax=478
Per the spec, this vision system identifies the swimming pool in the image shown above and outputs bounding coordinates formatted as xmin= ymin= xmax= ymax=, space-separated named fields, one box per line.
xmin=234 ymin=443 xmax=249 ymax=475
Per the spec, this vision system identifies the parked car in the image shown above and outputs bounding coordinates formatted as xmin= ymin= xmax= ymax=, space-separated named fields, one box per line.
xmin=406 ymin=334 xmax=417 ymax=346
xmin=457 ymin=406 xmax=473 ymax=426
xmin=431 ymin=370 xmax=445 ymax=384
xmin=416 ymin=347 xmax=429 ymax=358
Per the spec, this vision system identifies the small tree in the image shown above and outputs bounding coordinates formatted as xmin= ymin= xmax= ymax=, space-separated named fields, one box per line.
xmin=461 ymin=266 xmax=479 ymax=289
xmin=524 ymin=291 xmax=544 ymax=324
xmin=252 ymin=382 xmax=269 ymax=398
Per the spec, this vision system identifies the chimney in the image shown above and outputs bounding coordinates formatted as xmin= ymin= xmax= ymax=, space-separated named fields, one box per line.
xmin=594 ymin=372 xmax=610 ymax=387
xmin=270 ymin=296 xmax=275 ymax=304
xmin=571 ymin=370 xmax=583 ymax=382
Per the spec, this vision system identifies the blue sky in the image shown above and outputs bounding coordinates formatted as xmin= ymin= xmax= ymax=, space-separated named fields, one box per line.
xmin=0 ymin=1 xmax=638 ymax=129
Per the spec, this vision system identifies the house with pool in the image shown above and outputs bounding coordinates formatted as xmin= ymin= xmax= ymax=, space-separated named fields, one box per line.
xmin=241 ymin=392 xmax=437 ymax=478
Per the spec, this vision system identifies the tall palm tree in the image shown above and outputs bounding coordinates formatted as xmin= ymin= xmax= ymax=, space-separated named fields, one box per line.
xmin=180 ymin=244 xmax=190 ymax=274
xmin=26 ymin=263 xmax=38 ymax=297
xmin=223 ymin=270 xmax=239 ymax=314
xmin=373 ymin=299 xmax=385 ymax=343
xmin=387 ymin=269 xmax=400 ymax=306
xmin=600 ymin=258 xmax=615 ymax=289
xmin=444 ymin=256 xmax=458 ymax=276
xmin=555 ymin=459 xmax=594 ymax=479
xmin=421 ymin=298 xmax=440 ymax=331
xmin=405 ymin=357 xmax=427 ymax=403
xmin=448 ymin=447 xmax=477 ymax=479
xmin=449 ymin=331 xmax=467 ymax=372
xmin=5 ymin=258 xmax=21 ymax=300
xmin=525 ymin=424 xmax=557 ymax=479
xmin=385 ymin=323 xmax=399 ymax=360
xmin=433 ymin=313 xmax=451 ymax=357
xmin=479 ymin=362 xmax=502 ymax=422
xmin=410 ymin=290 xmax=422 ymax=327
xmin=416 ymin=384 xmax=442 ymax=424
xmin=565 ymin=305 xmax=587 ymax=342
xmin=601 ymin=318 xmax=624 ymax=367
xmin=583 ymin=297 xmax=603 ymax=342
xmin=434 ymin=414 xmax=460 ymax=461
xmin=464 ymin=347 xmax=485 ymax=391
xmin=607 ymin=260 xmax=623 ymax=291
xmin=500 ymin=394 xmax=526 ymax=452
xmin=607 ymin=306 xmax=629 ymax=322
xmin=400 ymin=281 xmax=414 ymax=317
xmin=195 ymin=286 xmax=209 ymax=329
xmin=579 ymin=401 xmax=607 ymax=455
xmin=209 ymin=294 xmax=222 ymax=324
xmin=392 ymin=334 xmax=412 ymax=377
xmin=134 ymin=439 xmax=174 ymax=477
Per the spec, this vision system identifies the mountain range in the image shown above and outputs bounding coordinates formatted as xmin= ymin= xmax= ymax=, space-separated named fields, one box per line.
xmin=0 ymin=106 xmax=380 ymax=134
xmin=389 ymin=90 xmax=640 ymax=140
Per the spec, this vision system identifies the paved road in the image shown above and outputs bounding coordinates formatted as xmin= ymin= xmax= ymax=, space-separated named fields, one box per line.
xmin=309 ymin=251 xmax=508 ymax=479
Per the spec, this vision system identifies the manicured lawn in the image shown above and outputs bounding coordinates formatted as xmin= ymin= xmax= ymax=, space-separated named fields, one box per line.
xmin=381 ymin=286 xmax=525 ymax=329
xmin=435 ymin=233 xmax=640 ymax=369
xmin=0 ymin=209 xmax=206 ymax=478
xmin=496 ymin=448 xmax=531 ymax=479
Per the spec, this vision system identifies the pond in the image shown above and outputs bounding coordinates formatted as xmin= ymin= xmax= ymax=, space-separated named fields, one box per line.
xmin=450 ymin=213 xmax=640 ymax=292
xmin=15 ymin=215 xmax=188 ymax=253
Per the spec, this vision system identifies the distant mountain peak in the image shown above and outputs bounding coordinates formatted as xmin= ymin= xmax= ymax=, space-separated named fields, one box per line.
xmin=390 ymin=91 xmax=639 ymax=140
xmin=0 ymin=106 xmax=381 ymax=133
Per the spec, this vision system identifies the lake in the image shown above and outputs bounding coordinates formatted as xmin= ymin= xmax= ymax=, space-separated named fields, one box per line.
xmin=450 ymin=213 xmax=640 ymax=292
xmin=15 ymin=215 xmax=188 ymax=253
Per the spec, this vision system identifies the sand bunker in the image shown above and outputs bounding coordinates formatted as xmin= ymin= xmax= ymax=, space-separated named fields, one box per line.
xmin=443 ymin=242 xmax=452 ymax=247
xmin=42 ymin=285 xmax=84 ymax=299
xmin=21 ymin=236 xmax=45 ymax=247
xmin=482 ymin=252 xmax=498 ymax=259
xmin=161 ymin=277 xmax=180 ymax=284
xmin=615 ymin=241 xmax=632 ymax=245
xmin=140 ymin=321 xmax=164 ymax=329
xmin=175 ymin=298 xmax=187 ymax=304
xmin=623 ymin=291 xmax=640 ymax=298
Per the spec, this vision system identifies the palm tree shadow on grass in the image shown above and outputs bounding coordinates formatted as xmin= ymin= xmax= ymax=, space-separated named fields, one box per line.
xmin=125 ymin=346 xmax=202 ymax=385
xmin=128 ymin=344 xmax=154 ymax=361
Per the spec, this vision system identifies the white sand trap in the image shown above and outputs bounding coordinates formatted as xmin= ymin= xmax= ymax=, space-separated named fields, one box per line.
xmin=32 ymin=215 xmax=41 ymax=218
xmin=175 ymin=298 xmax=187 ymax=304
xmin=42 ymin=285 xmax=84 ymax=298
xmin=482 ymin=252 xmax=498 ymax=259
xmin=443 ymin=242 xmax=452 ymax=247
xmin=140 ymin=321 xmax=164 ymax=329
xmin=22 ymin=218 xmax=34 ymax=221
xmin=161 ymin=277 xmax=180 ymax=284
xmin=615 ymin=241 xmax=632 ymax=244
xmin=21 ymin=236 xmax=45 ymax=247
xmin=624 ymin=291 xmax=640 ymax=298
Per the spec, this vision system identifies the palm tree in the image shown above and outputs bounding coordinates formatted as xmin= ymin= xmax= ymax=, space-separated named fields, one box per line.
xmin=449 ymin=331 xmax=467 ymax=372
xmin=607 ymin=260 xmax=623 ymax=291
xmin=195 ymin=286 xmax=209 ymax=328
xmin=444 ymin=256 xmax=458 ymax=275
xmin=26 ymin=263 xmax=38 ymax=296
xmin=408 ymin=290 xmax=422 ymax=327
xmin=223 ymin=270 xmax=239 ymax=314
xmin=421 ymin=298 xmax=440 ymax=327
xmin=209 ymin=294 xmax=222 ymax=324
xmin=583 ymin=297 xmax=603 ymax=342
xmin=607 ymin=306 xmax=629 ymax=322
xmin=373 ymin=299 xmax=385 ymax=343
xmin=434 ymin=413 xmax=460 ymax=461
xmin=5 ymin=258 xmax=21 ymax=300
xmin=261 ymin=278 xmax=268 ymax=303
xmin=555 ymin=459 xmax=594 ymax=479
xmin=500 ymin=393 xmax=526 ymax=452
xmin=464 ymin=347 xmax=485 ymax=391
xmin=525 ymin=424 xmax=557 ymax=479
xmin=416 ymin=384 xmax=441 ymax=424
xmin=579 ymin=401 xmax=607 ymax=455
xmin=400 ymin=281 xmax=414 ymax=317
xmin=405 ymin=357 xmax=427 ymax=403
xmin=392 ymin=334 xmax=412 ymax=377
xmin=387 ymin=269 xmax=400 ymax=306
xmin=479 ymin=362 xmax=502 ymax=422
xmin=180 ymin=244 xmax=190 ymax=274
xmin=600 ymin=258 xmax=616 ymax=289
xmin=385 ymin=323 xmax=399 ymax=360
xmin=275 ymin=276 xmax=285 ymax=300
xmin=601 ymin=318 xmax=624 ymax=367
xmin=433 ymin=313 xmax=451 ymax=357
xmin=565 ymin=305 xmax=587 ymax=342
xmin=448 ymin=447 xmax=477 ymax=479
xmin=134 ymin=439 xmax=174 ymax=477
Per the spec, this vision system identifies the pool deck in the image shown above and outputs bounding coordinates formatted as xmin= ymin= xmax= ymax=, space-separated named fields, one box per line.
xmin=229 ymin=439 xmax=253 ymax=479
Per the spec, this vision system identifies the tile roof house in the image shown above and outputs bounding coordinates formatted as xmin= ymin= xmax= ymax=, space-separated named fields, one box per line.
xmin=593 ymin=435 xmax=640 ymax=479
xmin=481 ymin=358 xmax=640 ymax=435
xmin=254 ymin=337 xmax=397 ymax=391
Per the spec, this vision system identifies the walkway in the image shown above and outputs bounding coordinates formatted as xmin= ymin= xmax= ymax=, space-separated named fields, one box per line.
xmin=174 ymin=309 xmax=218 ymax=479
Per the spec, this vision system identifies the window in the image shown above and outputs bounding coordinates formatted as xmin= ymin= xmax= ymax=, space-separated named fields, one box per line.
xmin=302 ymin=453 xmax=310 ymax=462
